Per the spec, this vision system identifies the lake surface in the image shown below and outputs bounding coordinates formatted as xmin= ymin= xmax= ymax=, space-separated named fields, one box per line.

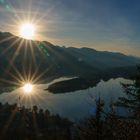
xmin=0 ymin=78 xmax=131 ymax=121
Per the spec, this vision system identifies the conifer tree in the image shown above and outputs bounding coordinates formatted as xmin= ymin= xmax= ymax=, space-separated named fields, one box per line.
xmin=116 ymin=66 xmax=140 ymax=119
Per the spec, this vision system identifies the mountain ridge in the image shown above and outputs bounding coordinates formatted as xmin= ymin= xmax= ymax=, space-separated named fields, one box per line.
xmin=0 ymin=32 xmax=139 ymax=88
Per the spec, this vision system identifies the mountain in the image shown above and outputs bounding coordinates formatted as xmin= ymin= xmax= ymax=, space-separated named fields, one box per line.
xmin=0 ymin=32 xmax=139 ymax=87
xmin=62 ymin=47 xmax=140 ymax=69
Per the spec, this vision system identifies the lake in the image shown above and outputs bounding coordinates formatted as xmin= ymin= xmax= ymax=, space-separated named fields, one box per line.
xmin=0 ymin=77 xmax=131 ymax=121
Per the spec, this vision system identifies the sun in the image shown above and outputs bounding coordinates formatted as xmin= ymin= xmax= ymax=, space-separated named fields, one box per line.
xmin=19 ymin=23 xmax=35 ymax=39
xmin=23 ymin=83 xmax=33 ymax=93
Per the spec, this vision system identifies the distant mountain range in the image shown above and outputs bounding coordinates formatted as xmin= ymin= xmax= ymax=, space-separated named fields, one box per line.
xmin=0 ymin=32 xmax=139 ymax=89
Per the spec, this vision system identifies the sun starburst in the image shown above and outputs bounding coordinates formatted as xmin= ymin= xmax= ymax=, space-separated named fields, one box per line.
xmin=19 ymin=23 xmax=35 ymax=39
xmin=22 ymin=83 xmax=33 ymax=93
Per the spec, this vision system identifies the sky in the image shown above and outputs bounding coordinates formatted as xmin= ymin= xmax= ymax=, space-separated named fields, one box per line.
xmin=0 ymin=0 xmax=140 ymax=56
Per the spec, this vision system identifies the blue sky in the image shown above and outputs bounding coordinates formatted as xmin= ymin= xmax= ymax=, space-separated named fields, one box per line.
xmin=0 ymin=0 xmax=140 ymax=56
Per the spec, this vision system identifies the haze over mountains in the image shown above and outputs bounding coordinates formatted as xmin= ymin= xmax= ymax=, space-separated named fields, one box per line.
xmin=0 ymin=32 xmax=139 ymax=87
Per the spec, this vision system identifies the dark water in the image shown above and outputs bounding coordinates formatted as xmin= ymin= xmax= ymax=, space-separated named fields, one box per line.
xmin=0 ymin=77 xmax=131 ymax=121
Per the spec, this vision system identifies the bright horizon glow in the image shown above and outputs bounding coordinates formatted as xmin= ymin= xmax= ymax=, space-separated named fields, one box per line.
xmin=19 ymin=23 xmax=35 ymax=39
xmin=23 ymin=83 xmax=33 ymax=93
